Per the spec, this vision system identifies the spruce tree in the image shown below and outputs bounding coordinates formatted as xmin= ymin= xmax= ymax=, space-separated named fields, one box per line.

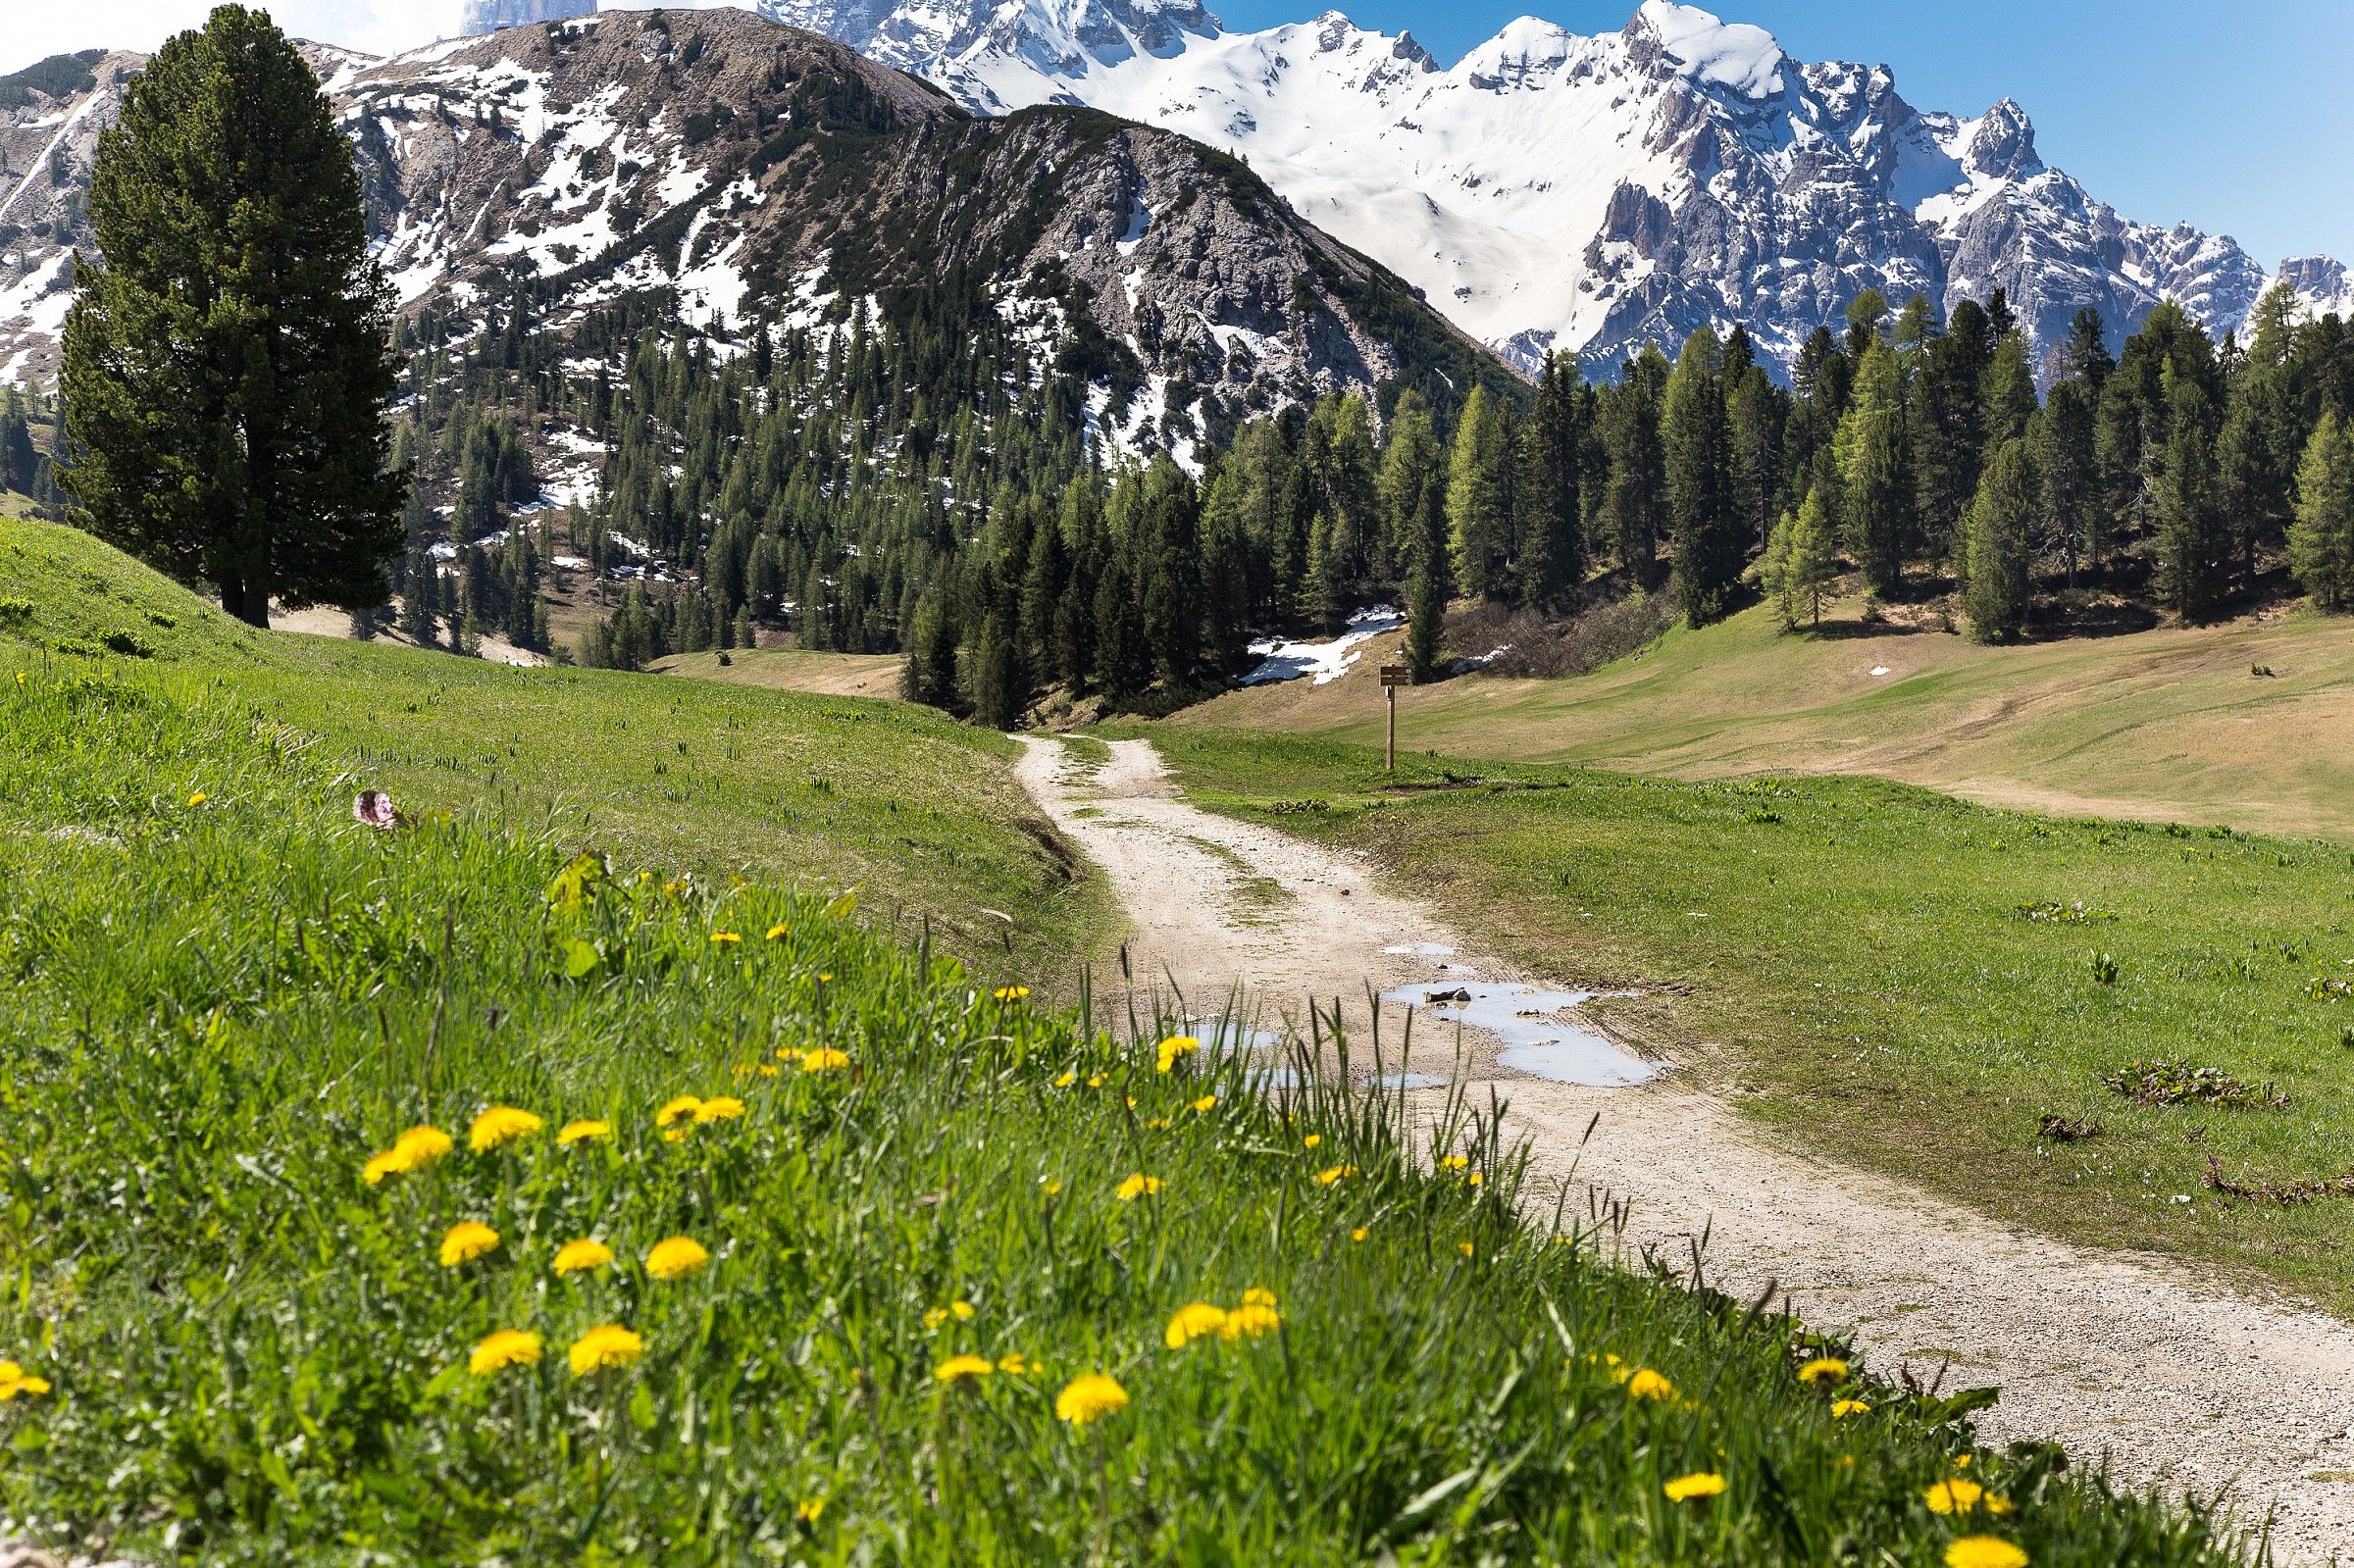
xmin=60 ymin=5 xmax=404 ymax=628
xmin=1516 ymin=353 xmax=1584 ymax=607
xmin=1963 ymin=438 xmax=2037 ymax=641
xmin=2035 ymin=380 xmax=2099 ymax=590
xmin=1757 ymin=484 xmax=1838 ymax=632
xmin=1603 ymin=347 xmax=1669 ymax=590
xmin=901 ymin=586 xmax=962 ymax=709
xmin=1663 ymin=329 xmax=1743 ymax=626
xmin=2155 ymin=379 xmax=2228 ymax=623
xmin=2288 ymin=412 xmax=2354 ymax=611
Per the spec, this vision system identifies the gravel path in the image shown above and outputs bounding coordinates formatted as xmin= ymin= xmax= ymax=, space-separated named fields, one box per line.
xmin=1017 ymin=734 xmax=2354 ymax=1567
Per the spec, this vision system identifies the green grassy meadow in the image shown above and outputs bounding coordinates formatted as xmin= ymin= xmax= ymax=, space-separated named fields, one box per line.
xmin=1137 ymin=725 xmax=2354 ymax=1316
xmin=0 ymin=518 xmax=1107 ymax=978
xmin=0 ymin=530 xmax=2250 ymax=1563
xmin=1175 ymin=591 xmax=2354 ymax=842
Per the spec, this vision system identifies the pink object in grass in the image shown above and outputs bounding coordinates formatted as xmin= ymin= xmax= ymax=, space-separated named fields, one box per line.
xmin=353 ymin=790 xmax=400 ymax=829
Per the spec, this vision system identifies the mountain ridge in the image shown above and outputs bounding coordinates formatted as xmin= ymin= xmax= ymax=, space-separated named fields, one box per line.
xmin=0 ymin=9 xmax=1509 ymax=444
xmin=716 ymin=0 xmax=2354 ymax=378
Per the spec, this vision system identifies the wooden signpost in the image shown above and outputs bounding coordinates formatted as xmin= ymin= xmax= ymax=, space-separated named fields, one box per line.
xmin=1378 ymin=664 xmax=1410 ymax=770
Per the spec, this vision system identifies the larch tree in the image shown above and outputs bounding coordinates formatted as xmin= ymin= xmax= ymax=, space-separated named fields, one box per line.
xmin=1446 ymin=384 xmax=1515 ymax=600
xmin=61 ymin=5 xmax=405 ymax=628
xmin=1834 ymin=335 xmax=1911 ymax=595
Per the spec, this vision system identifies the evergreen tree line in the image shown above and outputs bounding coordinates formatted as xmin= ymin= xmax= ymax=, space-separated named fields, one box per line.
xmin=385 ymin=265 xmax=2354 ymax=713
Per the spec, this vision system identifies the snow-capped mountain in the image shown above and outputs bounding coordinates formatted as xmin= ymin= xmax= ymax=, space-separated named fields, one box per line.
xmin=0 ymin=9 xmax=1502 ymax=436
xmin=756 ymin=0 xmax=2345 ymax=379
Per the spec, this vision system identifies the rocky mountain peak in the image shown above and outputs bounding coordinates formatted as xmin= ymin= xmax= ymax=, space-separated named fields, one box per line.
xmin=1623 ymin=0 xmax=1786 ymax=101
xmin=1961 ymin=97 xmax=2040 ymax=182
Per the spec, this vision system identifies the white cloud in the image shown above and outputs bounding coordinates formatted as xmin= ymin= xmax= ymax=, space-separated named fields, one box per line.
xmin=1 ymin=1 xmax=476 ymax=76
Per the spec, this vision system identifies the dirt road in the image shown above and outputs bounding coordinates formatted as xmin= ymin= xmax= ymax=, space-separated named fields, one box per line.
xmin=1016 ymin=734 xmax=2354 ymax=1567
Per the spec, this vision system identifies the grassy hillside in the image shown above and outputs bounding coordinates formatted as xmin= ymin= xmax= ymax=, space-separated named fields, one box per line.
xmin=0 ymin=530 xmax=2236 ymax=1565
xmin=1176 ymin=591 xmax=2354 ymax=841
xmin=1141 ymin=725 xmax=2354 ymax=1316
xmin=0 ymin=519 xmax=1108 ymax=976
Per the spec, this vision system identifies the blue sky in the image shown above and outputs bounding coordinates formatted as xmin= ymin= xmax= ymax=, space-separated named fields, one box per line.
xmin=1220 ymin=0 xmax=2354 ymax=268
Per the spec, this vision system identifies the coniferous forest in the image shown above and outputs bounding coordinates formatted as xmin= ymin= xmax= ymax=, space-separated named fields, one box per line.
xmin=36 ymin=246 xmax=2354 ymax=722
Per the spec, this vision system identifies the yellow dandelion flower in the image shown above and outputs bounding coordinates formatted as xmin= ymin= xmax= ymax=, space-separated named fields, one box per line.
xmin=439 ymin=1221 xmax=500 ymax=1268
xmin=1466 ymin=1171 xmax=1483 ymax=1187
xmin=663 ymin=1128 xmax=689 ymax=1143
xmin=1312 ymin=1165 xmax=1356 ymax=1186
xmin=556 ymin=1119 xmax=611 ymax=1145
xmin=568 ymin=1323 xmax=643 ymax=1376
xmin=1830 ymin=1398 xmax=1871 ymax=1418
xmin=1663 ymin=1472 xmax=1727 ymax=1502
xmin=1191 ymin=1094 xmax=1217 ymax=1113
xmin=994 ymin=985 xmax=1030 ymax=1001
xmin=655 ymin=1094 xmax=703 ymax=1127
xmin=795 ymin=1497 xmax=825 ymax=1525
xmin=1458 ymin=1241 xmax=1475 ymax=1257
xmin=801 ymin=1047 xmax=851 ymax=1074
xmin=552 ymin=1239 xmax=614 ymax=1276
xmin=468 ymin=1105 xmax=543 ymax=1152
xmin=1350 ymin=1227 xmax=1369 ymax=1242
xmin=394 ymin=1125 xmax=454 ymax=1164
xmin=362 ymin=1148 xmax=408 ymax=1186
xmin=1439 ymin=1154 xmax=1469 ymax=1171
xmin=1220 ymin=1302 xmax=1282 ymax=1341
xmin=817 ymin=972 xmax=834 ymax=983
xmin=1086 ymin=1073 xmax=1105 ymax=1088
xmin=1986 ymin=1495 xmax=2016 ymax=1517
xmin=1625 ymin=1368 xmax=1676 ymax=1402
xmin=1953 ymin=1454 xmax=1973 ymax=1470
xmin=1303 ymin=1134 xmax=1321 ymax=1149
xmin=186 ymin=791 xmax=209 ymax=807
xmin=468 ymin=1330 xmax=543 ymax=1377
xmin=1240 ymin=1288 xmax=1276 ymax=1308
xmin=1041 ymin=1179 xmax=1062 ymax=1196
xmin=1114 ymin=1174 xmax=1163 ymax=1201
xmin=693 ymin=1095 xmax=745 ymax=1123
xmin=776 ymin=1045 xmax=804 ymax=1062
xmin=710 ymin=931 xmax=742 ymax=945
xmin=1054 ymin=1070 xmax=1077 ymax=1087
xmin=997 ymin=1352 xmax=1032 ymax=1375
xmin=923 ymin=1306 xmax=951 ymax=1331
xmin=766 ymin=922 xmax=792 ymax=941
xmin=645 ymin=1237 xmax=712 ymax=1281
xmin=1154 ymin=1035 xmax=1201 ymax=1073
xmin=1127 ymin=1096 xmax=1139 ymax=1109
xmin=1164 ymin=1302 xmax=1229 ymax=1348
xmin=951 ymin=1300 xmax=975 ymax=1320
xmin=1798 ymin=1356 xmax=1849 ymax=1386
xmin=0 ymin=1363 xmax=51 ymax=1400
xmin=1053 ymin=1373 xmax=1128 ymax=1426
xmin=1925 ymin=1479 xmax=1988 ymax=1514
xmin=1945 ymin=1540 xmax=2028 ymax=1568
xmin=935 ymin=1354 xmax=996 ymax=1386
xmin=1143 ymin=1116 xmax=1170 ymax=1130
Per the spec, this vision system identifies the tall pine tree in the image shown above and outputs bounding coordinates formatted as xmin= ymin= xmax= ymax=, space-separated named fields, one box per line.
xmin=60 ymin=5 xmax=405 ymax=627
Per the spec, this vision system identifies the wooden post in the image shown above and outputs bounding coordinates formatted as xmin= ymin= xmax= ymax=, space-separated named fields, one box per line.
xmin=1378 ymin=664 xmax=1409 ymax=770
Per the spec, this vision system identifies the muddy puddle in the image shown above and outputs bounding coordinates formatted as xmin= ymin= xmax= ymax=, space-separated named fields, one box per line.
xmin=1381 ymin=971 xmax=1654 ymax=1087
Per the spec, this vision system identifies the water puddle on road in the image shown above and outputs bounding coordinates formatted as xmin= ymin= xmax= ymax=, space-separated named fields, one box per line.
xmin=1381 ymin=974 xmax=1655 ymax=1087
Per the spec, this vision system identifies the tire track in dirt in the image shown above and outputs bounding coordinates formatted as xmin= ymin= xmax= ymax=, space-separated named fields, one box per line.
xmin=1017 ymin=734 xmax=2354 ymax=1567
